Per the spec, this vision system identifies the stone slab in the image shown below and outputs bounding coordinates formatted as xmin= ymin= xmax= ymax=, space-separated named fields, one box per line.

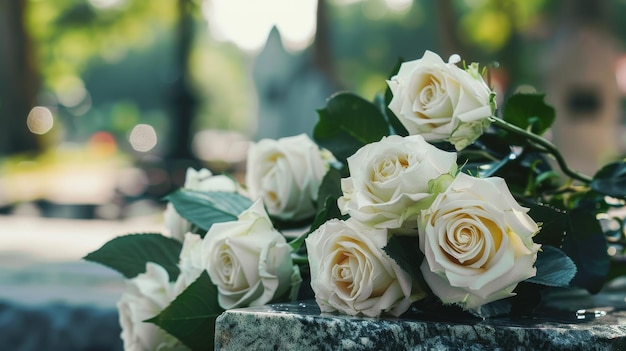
xmin=215 ymin=300 xmax=626 ymax=351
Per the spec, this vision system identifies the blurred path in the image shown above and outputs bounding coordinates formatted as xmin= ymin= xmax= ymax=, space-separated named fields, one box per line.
xmin=0 ymin=214 xmax=164 ymax=307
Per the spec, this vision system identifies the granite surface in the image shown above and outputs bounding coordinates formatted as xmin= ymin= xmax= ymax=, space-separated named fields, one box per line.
xmin=215 ymin=299 xmax=626 ymax=351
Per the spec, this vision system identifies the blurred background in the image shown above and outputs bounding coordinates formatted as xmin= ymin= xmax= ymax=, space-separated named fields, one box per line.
xmin=2 ymin=0 xmax=626 ymax=348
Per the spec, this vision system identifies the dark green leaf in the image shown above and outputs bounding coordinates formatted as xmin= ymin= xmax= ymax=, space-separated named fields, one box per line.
xmin=291 ymin=195 xmax=348 ymax=251
xmin=475 ymin=149 xmax=516 ymax=178
xmin=84 ymin=233 xmax=182 ymax=281
xmin=376 ymin=93 xmax=409 ymax=137
xmin=166 ymin=190 xmax=253 ymax=235
xmin=502 ymin=94 xmax=555 ymax=141
xmin=561 ymin=208 xmax=610 ymax=293
xmin=526 ymin=202 xmax=568 ymax=247
xmin=472 ymin=299 xmax=511 ymax=319
xmin=147 ymin=271 xmax=224 ymax=351
xmin=526 ymin=246 xmax=576 ymax=287
xmin=509 ymin=282 xmax=543 ymax=316
xmin=533 ymin=170 xmax=560 ymax=189
xmin=591 ymin=161 xmax=626 ymax=200
xmin=607 ymin=260 xmax=626 ymax=282
xmin=316 ymin=167 xmax=345 ymax=210
xmin=383 ymin=235 xmax=423 ymax=280
xmin=313 ymin=92 xmax=390 ymax=163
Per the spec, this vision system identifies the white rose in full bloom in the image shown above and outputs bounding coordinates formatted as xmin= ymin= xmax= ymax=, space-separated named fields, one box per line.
xmin=306 ymin=218 xmax=424 ymax=317
xmin=387 ymin=50 xmax=495 ymax=150
xmin=118 ymin=263 xmax=188 ymax=351
xmin=202 ymin=200 xmax=301 ymax=309
xmin=337 ymin=134 xmax=457 ymax=232
xmin=246 ymin=133 xmax=335 ymax=221
xmin=164 ymin=168 xmax=239 ymax=241
xmin=418 ymin=173 xmax=541 ymax=310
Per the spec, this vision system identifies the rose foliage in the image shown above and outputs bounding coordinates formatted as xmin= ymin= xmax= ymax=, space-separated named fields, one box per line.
xmin=85 ymin=50 xmax=626 ymax=351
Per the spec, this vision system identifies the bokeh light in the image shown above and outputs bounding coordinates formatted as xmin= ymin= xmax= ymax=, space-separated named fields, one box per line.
xmin=88 ymin=131 xmax=118 ymax=158
xmin=55 ymin=76 xmax=88 ymax=108
xmin=26 ymin=106 xmax=54 ymax=135
xmin=129 ymin=124 xmax=158 ymax=152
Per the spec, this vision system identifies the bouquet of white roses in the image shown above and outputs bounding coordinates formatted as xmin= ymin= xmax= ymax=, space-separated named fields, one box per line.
xmin=85 ymin=50 xmax=625 ymax=351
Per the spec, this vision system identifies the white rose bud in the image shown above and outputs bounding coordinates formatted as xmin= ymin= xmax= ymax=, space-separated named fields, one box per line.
xmin=338 ymin=134 xmax=457 ymax=233
xmin=203 ymin=200 xmax=301 ymax=309
xmin=117 ymin=263 xmax=188 ymax=351
xmin=246 ymin=134 xmax=335 ymax=221
xmin=418 ymin=173 xmax=541 ymax=310
xmin=164 ymin=168 xmax=238 ymax=241
xmin=306 ymin=218 xmax=424 ymax=317
xmin=387 ymin=51 xmax=495 ymax=150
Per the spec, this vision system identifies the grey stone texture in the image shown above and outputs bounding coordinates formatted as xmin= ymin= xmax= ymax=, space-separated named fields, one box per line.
xmin=215 ymin=300 xmax=626 ymax=351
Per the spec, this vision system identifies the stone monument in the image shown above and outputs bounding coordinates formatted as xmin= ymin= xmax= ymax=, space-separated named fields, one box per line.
xmin=252 ymin=27 xmax=337 ymax=141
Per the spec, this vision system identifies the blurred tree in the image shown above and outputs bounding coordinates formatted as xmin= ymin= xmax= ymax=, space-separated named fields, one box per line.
xmin=165 ymin=0 xmax=202 ymax=184
xmin=313 ymin=0 xmax=337 ymax=85
xmin=0 ymin=0 xmax=41 ymax=156
xmin=23 ymin=0 xmax=186 ymax=158
xmin=436 ymin=0 xmax=551 ymax=97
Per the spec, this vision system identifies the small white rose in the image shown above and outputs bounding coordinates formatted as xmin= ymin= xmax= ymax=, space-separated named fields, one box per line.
xmin=246 ymin=134 xmax=335 ymax=221
xmin=305 ymin=218 xmax=424 ymax=317
xmin=202 ymin=200 xmax=301 ymax=309
xmin=338 ymin=134 xmax=457 ymax=233
xmin=418 ymin=173 xmax=541 ymax=310
xmin=164 ymin=168 xmax=239 ymax=241
xmin=182 ymin=168 xmax=238 ymax=192
xmin=176 ymin=232 xmax=205 ymax=289
xmin=117 ymin=263 xmax=188 ymax=351
xmin=387 ymin=51 xmax=495 ymax=150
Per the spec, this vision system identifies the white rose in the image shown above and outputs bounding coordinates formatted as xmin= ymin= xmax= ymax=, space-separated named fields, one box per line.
xmin=337 ymin=134 xmax=457 ymax=232
xmin=176 ymin=232 xmax=205 ymax=289
xmin=246 ymin=134 xmax=334 ymax=221
xmin=387 ymin=51 xmax=494 ymax=150
xmin=164 ymin=168 xmax=238 ymax=241
xmin=306 ymin=218 xmax=424 ymax=317
xmin=203 ymin=200 xmax=301 ymax=309
xmin=117 ymin=263 xmax=188 ymax=351
xmin=418 ymin=173 xmax=541 ymax=310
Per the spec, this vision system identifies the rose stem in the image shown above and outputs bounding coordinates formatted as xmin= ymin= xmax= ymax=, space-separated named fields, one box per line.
xmin=487 ymin=116 xmax=593 ymax=184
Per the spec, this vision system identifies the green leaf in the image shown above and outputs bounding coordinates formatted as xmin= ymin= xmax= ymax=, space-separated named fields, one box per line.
xmin=561 ymin=208 xmax=610 ymax=293
xmin=526 ymin=246 xmax=576 ymax=287
xmin=377 ymin=93 xmax=409 ymax=137
xmin=527 ymin=203 xmax=609 ymax=293
xmin=472 ymin=299 xmax=511 ymax=319
xmin=526 ymin=202 xmax=568 ymax=247
xmin=316 ymin=167 xmax=345 ymax=210
xmin=607 ymin=260 xmax=626 ymax=282
xmin=502 ymin=94 xmax=555 ymax=140
xmin=591 ymin=161 xmax=626 ymax=200
xmin=313 ymin=92 xmax=390 ymax=163
xmin=291 ymin=195 xmax=348 ymax=252
xmin=147 ymin=271 xmax=224 ymax=351
xmin=84 ymin=233 xmax=182 ymax=281
xmin=166 ymin=190 xmax=253 ymax=235
xmin=289 ymin=165 xmax=347 ymax=251
xmin=383 ymin=235 xmax=423 ymax=280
